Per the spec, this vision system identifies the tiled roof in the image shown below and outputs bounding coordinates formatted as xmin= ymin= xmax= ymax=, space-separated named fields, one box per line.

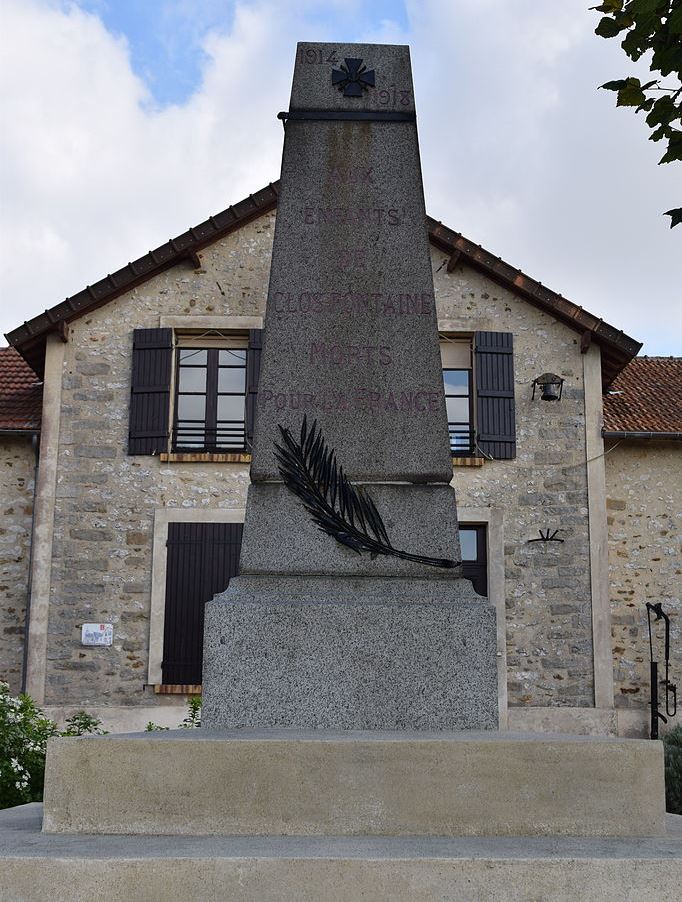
xmin=603 ymin=356 xmax=682 ymax=436
xmin=5 ymin=181 xmax=642 ymax=387
xmin=0 ymin=347 xmax=42 ymax=432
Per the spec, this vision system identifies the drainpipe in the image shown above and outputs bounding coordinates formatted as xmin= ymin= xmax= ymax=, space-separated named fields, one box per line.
xmin=21 ymin=430 xmax=40 ymax=694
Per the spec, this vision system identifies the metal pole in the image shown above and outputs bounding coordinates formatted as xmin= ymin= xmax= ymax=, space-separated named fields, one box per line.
xmin=651 ymin=660 xmax=659 ymax=741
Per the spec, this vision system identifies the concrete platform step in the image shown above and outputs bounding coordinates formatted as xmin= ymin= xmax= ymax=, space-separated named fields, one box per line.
xmin=2 ymin=805 xmax=682 ymax=902
xmin=42 ymin=729 xmax=664 ymax=837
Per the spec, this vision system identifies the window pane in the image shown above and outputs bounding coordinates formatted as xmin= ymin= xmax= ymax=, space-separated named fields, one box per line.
xmin=179 ymin=349 xmax=207 ymax=365
xmin=179 ymin=367 xmax=207 ymax=392
xmin=218 ymin=367 xmax=246 ymax=393
xmin=217 ymin=395 xmax=245 ymax=422
xmin=177 ymin=394 xmax=206 ymax=421
xmin=219 ymin=349 xmax=247 ymax=365
xmin=459 ymin=528 xmax=478 ymax=561
xmin=443 ymin=369 xmax=469 ymax=393
xmin=446 ymin=397 xmax=469 ymax=423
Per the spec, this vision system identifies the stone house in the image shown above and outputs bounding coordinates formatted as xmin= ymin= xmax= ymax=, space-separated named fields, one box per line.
xmin=1 ymin=182 xmax=679 ymax=735
xmin=602 ymin=356 xmax=682 ymax=734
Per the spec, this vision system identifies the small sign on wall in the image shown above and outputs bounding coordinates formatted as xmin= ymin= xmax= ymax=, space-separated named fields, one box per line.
xmin=81 ymin=623 xmax=113 ymax=647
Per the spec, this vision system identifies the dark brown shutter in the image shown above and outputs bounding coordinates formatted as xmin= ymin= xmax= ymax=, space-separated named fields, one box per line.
xmin=474 ymin=331 xmax=516 ymax=459
xmin=245 ymin=328 xmax=263 ymax=450
xmin=128 ymin=328 xmax=173 ymax=455
xmin=162 ymin=521 xmax=243 ymax=685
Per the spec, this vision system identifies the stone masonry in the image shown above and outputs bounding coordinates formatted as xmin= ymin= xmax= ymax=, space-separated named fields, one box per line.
xmin=605 ymin=440 xmax=681 ymax=716
xmin=0 ymin=435 xmax=35 ymax=693
xmin=435 ymin=254 xmax=595 ymax=709
xmin=34 ymin=207 xmax=598 ymax=715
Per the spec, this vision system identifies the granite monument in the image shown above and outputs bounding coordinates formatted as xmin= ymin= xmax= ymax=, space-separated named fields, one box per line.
xmin=202 ymin=42 xmax=498 ymax=730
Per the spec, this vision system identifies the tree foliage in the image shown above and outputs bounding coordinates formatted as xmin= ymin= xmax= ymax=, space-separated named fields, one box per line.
xmin=593 ymin=0 xmax=682 ymax=227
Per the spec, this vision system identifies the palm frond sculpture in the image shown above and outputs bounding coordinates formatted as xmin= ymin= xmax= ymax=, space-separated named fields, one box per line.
xmin=274 ymin=416 xmax=457 ymax=569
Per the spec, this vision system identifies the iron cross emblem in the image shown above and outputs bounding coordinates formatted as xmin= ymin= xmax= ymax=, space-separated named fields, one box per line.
xmin=331 ymin=58 xmax=375 ymax=97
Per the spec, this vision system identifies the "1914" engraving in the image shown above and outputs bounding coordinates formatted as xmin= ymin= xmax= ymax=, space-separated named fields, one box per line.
xmin=298 ymin=47 xmax=340 ymax=65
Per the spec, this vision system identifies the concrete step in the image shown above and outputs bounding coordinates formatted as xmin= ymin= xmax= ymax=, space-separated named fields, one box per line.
xmin=2 ymin=804 xmax=682 ymax=902
xmin=42 ymin=729 xmax=664 ymax=837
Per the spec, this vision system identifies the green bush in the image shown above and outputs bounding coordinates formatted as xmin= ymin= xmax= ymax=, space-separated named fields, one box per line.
xmin=180 ymin=695 xmax=202 ymax=729
xmin=2 ymin=683 xmax=202 ymax=810
xmin=0 ymin=681 xmax=57 ymax=809
xmin=1 ymin=681 xmax=108 ymax=810
xmin=663 ymin=725 xmax=682 ymax=815
xmin=61 ymin=711 xmax=108 ymax=737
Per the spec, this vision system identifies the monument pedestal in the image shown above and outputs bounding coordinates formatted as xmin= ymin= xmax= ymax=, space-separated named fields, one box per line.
xmin=42 ymin=730 xmax=664 ymax=837
xmin=1 ymin=730 xmax=678 ymax=900
xmin=202 ymin=576 xmax=497 ymax=731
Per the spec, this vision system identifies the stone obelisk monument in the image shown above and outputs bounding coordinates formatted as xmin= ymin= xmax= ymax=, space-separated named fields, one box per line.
xmin=203 ymin=43 xmax=497 ymax=730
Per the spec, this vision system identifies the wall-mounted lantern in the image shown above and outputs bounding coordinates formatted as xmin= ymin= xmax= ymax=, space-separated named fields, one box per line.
xmin=532 ymin=372 xmax=565 ymax=402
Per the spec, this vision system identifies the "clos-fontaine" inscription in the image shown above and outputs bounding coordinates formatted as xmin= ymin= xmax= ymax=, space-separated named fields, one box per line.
xmin=273 ymin=290 xmax=434 ymax=316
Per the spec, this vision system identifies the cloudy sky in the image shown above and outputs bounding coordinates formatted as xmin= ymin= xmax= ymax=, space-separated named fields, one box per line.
xmin=1 ymin=0 xmax=680 ymax=354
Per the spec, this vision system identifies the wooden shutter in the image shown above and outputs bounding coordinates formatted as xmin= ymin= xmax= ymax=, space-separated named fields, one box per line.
xmin=162 ymin=521 xmax=243 ymax=685
xmin=245 ymin=328 xmax=263 ymax=449
xmin=474 ymin=331 xmax=516 ymax=459
xmin=128 ymin=328 xmax=173 ymax=455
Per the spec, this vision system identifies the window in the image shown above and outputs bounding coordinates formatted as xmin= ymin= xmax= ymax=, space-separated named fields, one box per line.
xmin=440 ymin=338 xmax=474 ymax=455
xmin=173 ymin=346 xmax=247 ymax=451
xmin=459 ymin=525 xmax=487 ymax=596
xmin=128 ymin=327 xmax=262 ymax=457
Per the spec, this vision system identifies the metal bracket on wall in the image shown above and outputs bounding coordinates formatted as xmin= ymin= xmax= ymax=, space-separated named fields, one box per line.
xmin=527 ymin=529 xmax=564 ymax=544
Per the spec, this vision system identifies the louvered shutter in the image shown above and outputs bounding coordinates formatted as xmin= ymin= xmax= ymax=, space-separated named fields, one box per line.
xmin=245 ymin=328 xmax=263 ymax=450
xmin=128 ymin=328 xmax=173 ymax=455
xmin=474 ymin=331 xmax=516 ymax=459
xmin=162 ymin=522 xmax=243 ymax=685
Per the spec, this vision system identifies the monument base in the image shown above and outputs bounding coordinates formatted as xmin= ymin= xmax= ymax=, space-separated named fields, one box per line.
xmin=3 ymin=804 xmax=682 ymax=902
xmin=42 ymin=730 xmax=664 ymax=837
xmin=202 ymin=576 xmax=498 ymax=731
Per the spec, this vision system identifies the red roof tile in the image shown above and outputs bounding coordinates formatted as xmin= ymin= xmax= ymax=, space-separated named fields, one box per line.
xmin=603 ymin=356 xmax=682 ymax=435
xmin=0 ymin=347 xmax=42 ymax=431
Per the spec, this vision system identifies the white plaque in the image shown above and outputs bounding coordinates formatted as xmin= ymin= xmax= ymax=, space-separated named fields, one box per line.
xmin=81 ymin=623 xmax=113 ymax=646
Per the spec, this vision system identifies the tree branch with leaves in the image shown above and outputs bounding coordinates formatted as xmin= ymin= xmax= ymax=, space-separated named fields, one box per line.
xmin=592 ymin=0 xmax=682 ymax=227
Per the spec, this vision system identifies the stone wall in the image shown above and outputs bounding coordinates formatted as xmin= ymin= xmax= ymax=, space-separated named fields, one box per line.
xmin=605 ymin=441 xmax=681 ymax=716
xmin=434 ymin=253 xmax=595 ymax=709
xmin=0 ymin=434 xmax=35 ymax=692
xmin=35 ymin=210 xmax=598 ymax=714
xmin=43 ymin=213 xmax=273 ymax=708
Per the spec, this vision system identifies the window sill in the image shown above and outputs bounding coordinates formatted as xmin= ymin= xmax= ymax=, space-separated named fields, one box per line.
xmin=153 ymin=684 xmax=202 ymax=695
xmin=160 ymin=452 xmax=251 ymax=463
xmin=452 ymin=456 xmax=484 ymax=467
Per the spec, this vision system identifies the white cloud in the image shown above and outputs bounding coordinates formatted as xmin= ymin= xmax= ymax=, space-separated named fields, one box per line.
xmin=1 ymin=0 xmax=680 ymax=354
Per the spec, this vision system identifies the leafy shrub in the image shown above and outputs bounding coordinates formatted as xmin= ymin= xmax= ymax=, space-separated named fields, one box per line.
xmin=61 ymin=711 xmax=108 ymax=737
xmin=664 ymin=725 xmax=682 ymax=815
xmin=145 ymin=696 xmax=201 ymax=732
xmin=180 ymin=695 xmax=202 ymax=729
xmin=1 ymin=686 xmax=200 ymax=809
xmin=0 ymin=681 xmax=57 ymax=809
